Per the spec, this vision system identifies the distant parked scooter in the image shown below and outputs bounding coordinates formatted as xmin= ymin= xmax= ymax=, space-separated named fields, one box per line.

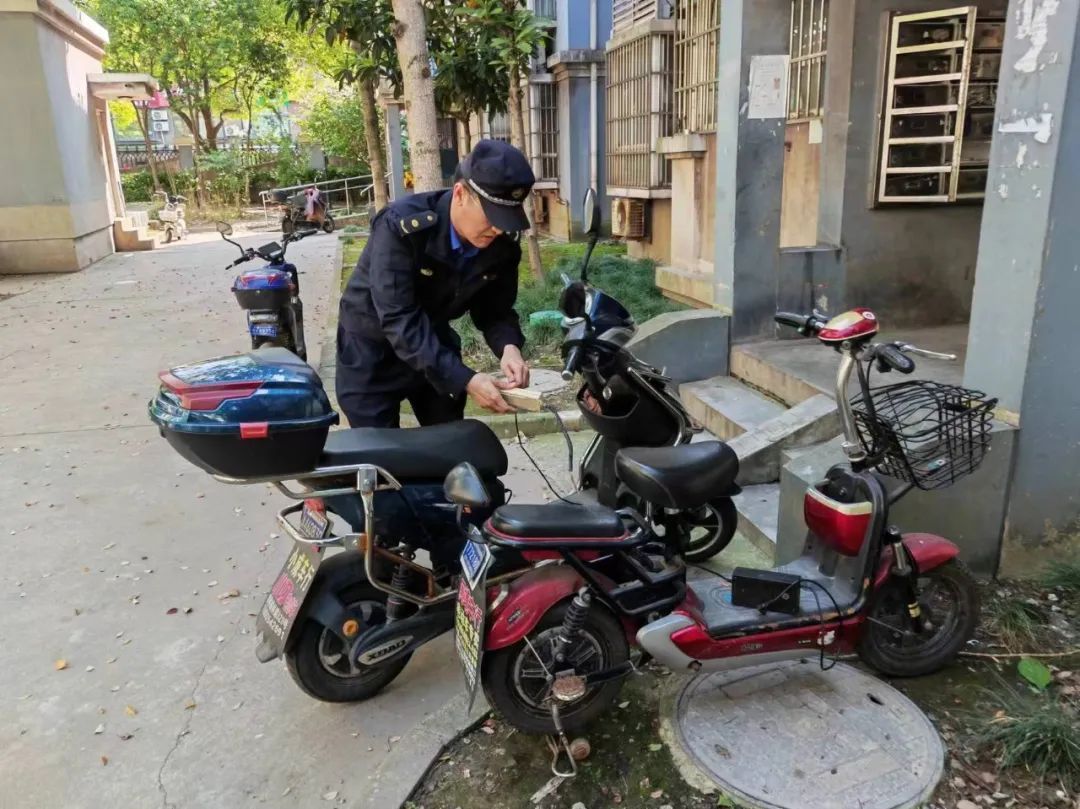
xmin=274 ymin=188 xmax=335 ymax=236
xmin=217 ymin=221 xmax=313 ymax=361
xmin=155 ymin=190 xmax=187 ymax=243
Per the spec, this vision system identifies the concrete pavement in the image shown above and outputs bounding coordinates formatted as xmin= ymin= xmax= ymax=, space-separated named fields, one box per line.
xmin=0 ymin=231 xmax=577 ymax=809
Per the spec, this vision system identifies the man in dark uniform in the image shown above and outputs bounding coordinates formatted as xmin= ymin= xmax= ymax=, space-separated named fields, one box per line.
xmin=337 ymin=140 xmax=535 ymax=427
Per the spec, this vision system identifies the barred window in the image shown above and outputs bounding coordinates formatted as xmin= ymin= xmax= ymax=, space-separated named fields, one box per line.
xmin=485 ymin=111 xmax=511 ymax=143
xmin=532 ymin=82 xmax=559 ymax=181
xmin=674 ymin=0 xmax=720 ymax=133
xmin=788 ymin=0 xmax=829 ymax=121
xmin=532 ymin=0 xmax=556 ymax=21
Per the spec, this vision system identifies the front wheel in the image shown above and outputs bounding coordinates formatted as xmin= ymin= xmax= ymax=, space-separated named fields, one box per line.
xmin=321 ymin=214 xmax=335 ymax=234
xmin=285 ymin=581 xmax=411 ymax=702
xmin=482 ymin=599 xmax=629 ymax=735
xmin=281 ymin=216 xmax=295 ymax=236
xmin=858 ymin=559 xmax=979 ymax=678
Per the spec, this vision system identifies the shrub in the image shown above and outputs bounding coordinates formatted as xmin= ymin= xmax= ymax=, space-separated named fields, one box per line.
xmin=121 ymin=170 xmax=154 ymax=202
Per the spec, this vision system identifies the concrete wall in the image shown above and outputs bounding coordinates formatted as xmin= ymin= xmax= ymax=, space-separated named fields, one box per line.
xmin=719 ymin=0 xmax=996 ymax=340
xmin=0 ymin=0 xmax=114 ymax=273
xmin=965 ymin=0 xmax=1080 ymax=573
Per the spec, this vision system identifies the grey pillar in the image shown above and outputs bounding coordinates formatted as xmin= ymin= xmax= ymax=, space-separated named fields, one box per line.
xmin=964 ymin=0 xmax=1080 ymax=573
xmin=382 ymin=100 xmax=406 ymax=201
xmin=712 ymin=0 xmax=791 ymax=340
xmin=551 ymin=51 xmax=606 ymax=238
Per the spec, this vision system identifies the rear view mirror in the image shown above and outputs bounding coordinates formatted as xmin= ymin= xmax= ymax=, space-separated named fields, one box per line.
xmin=216 ymin=221 xmax=233 ymax=236
xmin=583 ymin=189 xmax=600 ymax=236
xmin=444 ymin=462 xmax=491 ymax=509
xmin=559 ymin=281 xmax=588 ymax=319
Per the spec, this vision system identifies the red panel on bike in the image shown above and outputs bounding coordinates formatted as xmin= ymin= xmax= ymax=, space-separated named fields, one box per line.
xmin=818 ymin=308 xmax=879 ymax=343
xmin=804 ymin=485 xmax=872 ymax=556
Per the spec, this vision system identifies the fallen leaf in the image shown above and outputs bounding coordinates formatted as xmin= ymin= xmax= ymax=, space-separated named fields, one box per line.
xmin=322 ymin=791 xmax=338 ymax=801
xmin=103 ymin=542 xmax=116 ymax=550
xmin=232 ymin=701 xmax=243 ymax=711
xmin=218 ymin=589 xmax=240 ymax=601
xmin=480 ymin=726 xmax=495 ymax=735
xmin=85 ymin=665 xmax=95 ymax=672
xmin=618 ymin=701 xmax=630 ymax=709
xmin=979 ymin=771 xmax=996 ymax=785
xmin=281 ymin=786 xmax=292 ymax=797
xmin=100 ymin=756 xmax=109 ymax=766
xmin=94 ymin=723 xmax=105 ymax=735
xmin=648 ymin=743 xmax=663 ymax=752
xmin=389 ymin=735 xmax=401 ymax=744
xmin=54 ymin=659 xmax=69 ymax=671
xmin=184 ymin=699 xmax=196 ymax=710
xmin=107 ymin=657 xmax=117 ymax=664
xmin=166 ymin=608 xmax=178 ymax=615
xmin=650 ymin=788 xmax=664 ymax=798
xmin=207 ymin=580 xmax=218 ymax=588
xmin=1018 ymin=657 xmax=1052 ymax=691
xmin=183 ymin=607 xmax=193 ymax=614
xmin=124 ymin=705 xmax=138 ymax=717
xmin=119 ymin=733 xmax=134 ymax=741
xmin=463 ymin=768 xmax=471 ymax=778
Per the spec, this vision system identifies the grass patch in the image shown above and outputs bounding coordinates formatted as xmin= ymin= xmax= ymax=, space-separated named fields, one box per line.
xmin=984 ymin=595 xmax=1050 ymax=651
xmin=974 ymin=680 xmax=1080 ymax=790
xmin=1042 ymin=558 xmax=1080 ymax=594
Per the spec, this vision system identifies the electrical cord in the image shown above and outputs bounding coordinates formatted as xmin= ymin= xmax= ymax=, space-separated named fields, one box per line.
xmin=513 ymin=410 xmax=577 ymax=505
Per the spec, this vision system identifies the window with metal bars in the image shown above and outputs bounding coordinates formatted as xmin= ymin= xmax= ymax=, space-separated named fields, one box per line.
xmin=613 ymin=0 xmax=669 ymax=32
xmin=788 ymin=0 xmax=829 ymax=121
xmin=674 ymin=0 xmax=720 ymax=133
xmin=532 ymin=0 xmax=556 ymax=21
xmin=485 ymin=111 xmax=512 ymax=143
xmin=606 ymin=29 xmax=675 ymax=189
xmin=531 ymin=82 xmax=559 ymax=181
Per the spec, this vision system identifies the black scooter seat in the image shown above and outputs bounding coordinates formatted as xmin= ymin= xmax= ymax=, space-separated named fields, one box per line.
xmin=320 ymin=419 xmax=508 ymax=479
xmin=489 ymin=502 xmax=626 ymax=539
xmin=615 ymin=441 xmax=738 ymax=509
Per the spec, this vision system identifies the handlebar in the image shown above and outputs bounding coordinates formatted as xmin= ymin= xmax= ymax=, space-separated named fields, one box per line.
xmin=561 ymin=346 xmax=581 ymax=381
xmin=874 ymin=344 xmax=916 ymax=374
xmin=774 ymin=311 xmax=828 ymax=336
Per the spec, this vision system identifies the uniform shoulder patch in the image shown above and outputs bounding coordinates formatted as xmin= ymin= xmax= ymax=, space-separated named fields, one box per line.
xmin=398 ymin=210 xmax=439 ymax=235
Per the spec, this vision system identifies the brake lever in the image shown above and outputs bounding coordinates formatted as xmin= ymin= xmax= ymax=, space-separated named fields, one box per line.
xmin=898 ymin=343 xmax=957 ymax=361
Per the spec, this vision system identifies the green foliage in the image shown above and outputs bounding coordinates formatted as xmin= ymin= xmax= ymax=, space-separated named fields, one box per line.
xmin=302 ymin=92 xmax=370 ymax=168
xmin=1041 ymin=558 xmax=1080 ymax=594
xmin=976 ymin=682 xmax=1080 ymax=789
xmin=1018 ymin=657 xmax=1054 ymax=691
xmin=200 ymin=150 xmax=249 ymax=207
xmin=985 ymin=596 xmax=1049 ymax=651
xmin=121 ymin=170 xmax=155 ymax=203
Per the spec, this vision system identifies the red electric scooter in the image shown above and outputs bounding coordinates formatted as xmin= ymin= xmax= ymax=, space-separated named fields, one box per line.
xmin=447 ymin=306 xmax=990 ymax=758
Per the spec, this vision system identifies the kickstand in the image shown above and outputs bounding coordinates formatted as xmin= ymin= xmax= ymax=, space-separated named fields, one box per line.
xmin=545 ymin=703 xmax=578 ymax=778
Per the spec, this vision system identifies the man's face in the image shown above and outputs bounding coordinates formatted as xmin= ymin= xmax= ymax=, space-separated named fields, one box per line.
xmin=450 ymin=182 xmax=503 ymax=249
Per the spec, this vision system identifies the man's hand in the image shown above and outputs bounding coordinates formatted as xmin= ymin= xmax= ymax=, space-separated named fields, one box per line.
xmin=466 ymin=373 xmax=515 ymax=414
xmin=500 ymin=345 xmax=530 ymax=389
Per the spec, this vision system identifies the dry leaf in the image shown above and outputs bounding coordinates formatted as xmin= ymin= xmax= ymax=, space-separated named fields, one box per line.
xmin=85 ymin=665 xmax=95 ymax=672
xmin=183 ymin=607 xmax=193 ymax=614
xmin=463 ymin=768 xmax=471 ymax=778
xmin=54 ymin=659 xmax=69 ymax=671
xmin=322 ymin=791 xmax=338 ymax=801
xmin=93 ymin=723 xmax=105 ymax=735
xmin=218 ymin=589 xmax=240 ymax=601
xmin=124 ymin=705 xmax=138 ymax=717
xmin=184 ymin=699 xmax=196 ymax=710
xmin=166 ymin=607 xmax=178 ymax=615
xmin=100 ymin=756 xmax=109 ymax=766
xmin=650 ymin=789 xmax=664 ymax=799
xmin=119 ymin=733 xmax=134 ymax=741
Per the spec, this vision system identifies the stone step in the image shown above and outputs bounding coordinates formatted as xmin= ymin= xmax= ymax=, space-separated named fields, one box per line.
xmin=112 ymin=218 xmax=156 ymax=252
xmin=732 ymin=483 xmax=780 ymax=560
xmin=728 ymin=394 xmax=840 ymax=485
xmin=680 ymin=376 xmax=786 ymax=441
xmin=730 ymin=343 xmax=826 ymax=407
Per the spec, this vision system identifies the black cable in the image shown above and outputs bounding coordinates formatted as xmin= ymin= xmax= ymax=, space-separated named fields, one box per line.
xmin=513 ymin=412 xmax=577 ymax=505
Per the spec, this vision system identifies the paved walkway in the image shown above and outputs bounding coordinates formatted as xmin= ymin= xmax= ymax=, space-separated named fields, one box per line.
xmin=0 ymin=232 xmax=572 ymax=809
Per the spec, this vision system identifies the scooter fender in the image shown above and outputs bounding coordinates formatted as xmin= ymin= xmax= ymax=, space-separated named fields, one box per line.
xmin=485 ymin=565 xmax=584 ymax=652
xmin=873 ymin=532 xmax=959 ymax=589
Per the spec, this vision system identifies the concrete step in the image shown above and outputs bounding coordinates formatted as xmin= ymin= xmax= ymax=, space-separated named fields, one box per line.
xmin=732 ymin=483 xmax=780 ymax=560
xmin=112 ymin=217 xmax=156 ymax=252
xmin=680 ymin=376 xmax=786 ymax=441
xmin=728 ymin=394 xmax=841 ymax=485
xmin=731 ymin=343 xmax=827 ymax=407
xmin=655 ymin=264 xmax=714 ymax=308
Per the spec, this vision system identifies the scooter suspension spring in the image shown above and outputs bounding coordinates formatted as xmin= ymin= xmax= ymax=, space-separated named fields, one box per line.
xmin=555 ymin=589 xmax=592 ymax=665
xmin=386 ymin=552 xmax=416 ymax=623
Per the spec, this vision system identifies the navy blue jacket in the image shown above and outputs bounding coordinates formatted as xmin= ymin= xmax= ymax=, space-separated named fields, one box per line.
xmin=339 ymin=190 xmax=525 ymax=396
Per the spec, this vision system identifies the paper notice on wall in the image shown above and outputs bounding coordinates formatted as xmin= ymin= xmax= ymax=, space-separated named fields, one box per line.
xmin=748 ymin=55 xmax=790 ymax=119
xmin=808 ymin=118 xmax=823 ymax=144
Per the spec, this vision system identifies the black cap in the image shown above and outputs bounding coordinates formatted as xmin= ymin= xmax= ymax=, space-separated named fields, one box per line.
xmin=458 ymin=140 xmax=536 ymax=233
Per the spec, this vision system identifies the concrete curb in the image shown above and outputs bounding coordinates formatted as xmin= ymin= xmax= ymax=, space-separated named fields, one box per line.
xmin=320 ymin=234 xmax=584 ymax=438
xmin=366 ymin=693 xmax=492 ymax=809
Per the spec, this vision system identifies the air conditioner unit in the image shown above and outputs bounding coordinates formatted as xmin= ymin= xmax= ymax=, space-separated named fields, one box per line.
xmin=152 ymin=120 xmax=169 ymax=132
xmin=611 ymin=197 xmax=647 ymax=240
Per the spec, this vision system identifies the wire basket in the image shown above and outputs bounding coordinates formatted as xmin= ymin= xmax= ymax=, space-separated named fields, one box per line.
xmin=851 ymin=380 xmax=996 ymax=490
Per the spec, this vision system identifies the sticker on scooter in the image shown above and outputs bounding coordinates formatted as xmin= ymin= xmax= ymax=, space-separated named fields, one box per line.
xmin=358 ymin=636 xmax=413 ymax=665
xmin=455 ymin=541 xmax=493 ymax=712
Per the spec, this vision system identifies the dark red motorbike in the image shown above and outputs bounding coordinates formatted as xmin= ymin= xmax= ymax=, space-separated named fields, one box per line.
xmin=448 ymin=306 xmax=990 ymax=762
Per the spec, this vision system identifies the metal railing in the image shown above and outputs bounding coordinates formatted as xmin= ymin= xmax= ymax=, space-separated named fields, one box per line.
xmin=259 ymin=174 xmax=376 ymax=225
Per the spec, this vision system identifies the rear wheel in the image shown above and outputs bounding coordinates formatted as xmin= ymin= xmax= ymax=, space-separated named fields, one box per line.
xmin=482 ymin=600 xmax=629 ymax=735
xmin=321 ymin=214 xmax=335 ymax=233
xmin=617 ymin=487 xmax=737 ymax=563
xmin=285 ymin=582 xmax=411 ymax=702
xmin=858 ymin=559 xmax=979 ymax=677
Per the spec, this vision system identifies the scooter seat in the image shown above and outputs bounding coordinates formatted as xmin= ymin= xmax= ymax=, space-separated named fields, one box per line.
xmin=489 ymin=502 xmax=626 ymax=539
xmin=615 ymin=441 xmax=738 ymax=510
xmin=320 ymin=419 xmax=508 ymax=479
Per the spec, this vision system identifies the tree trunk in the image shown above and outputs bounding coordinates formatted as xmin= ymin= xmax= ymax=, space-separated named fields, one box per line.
xmin=132 ymin=101 xmax=162 ymax=192
xmin=507 ymin=66 xmax=543 ymax=280
xmin=390 ymin=0 xmax=443 ymax=191
xmin=460 ymin=114 xmax=472 ymax=157
xmin=359 ymin=78 xmax=389 ymax=212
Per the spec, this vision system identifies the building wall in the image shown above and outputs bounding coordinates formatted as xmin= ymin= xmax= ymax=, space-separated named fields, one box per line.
xmin=627 ymin=198 xmax=672 ymax=264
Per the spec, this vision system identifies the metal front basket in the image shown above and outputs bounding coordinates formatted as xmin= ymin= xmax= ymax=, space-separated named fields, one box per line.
xmin=851 ymin=380 xmax=996 ymax=490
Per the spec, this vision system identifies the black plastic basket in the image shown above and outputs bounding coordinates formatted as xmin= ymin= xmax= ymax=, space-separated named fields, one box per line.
xmin=851 ymin=380 xmax=996 ymax=490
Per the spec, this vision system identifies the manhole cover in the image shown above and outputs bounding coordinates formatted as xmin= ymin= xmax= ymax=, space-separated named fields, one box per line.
xmin=672 ymin=660 xmax=943 ymax=809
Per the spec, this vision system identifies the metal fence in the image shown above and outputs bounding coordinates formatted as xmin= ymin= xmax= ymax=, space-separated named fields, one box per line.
xmin=259 ymin=174 xmax=376 ymax=225
xmin=606 ymin=28 xmax=675 ymax=189
xmin=674 ymin=0 xmax=721 ymax=133
xmin=531 ymin=82 xmax=560 ymax=181
xmin=116 ymin=144 xmax=179 ymax=171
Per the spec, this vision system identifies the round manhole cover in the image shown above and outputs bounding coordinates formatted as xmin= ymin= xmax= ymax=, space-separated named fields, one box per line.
xmin=672 ymin=660 xmax=943 ymax=809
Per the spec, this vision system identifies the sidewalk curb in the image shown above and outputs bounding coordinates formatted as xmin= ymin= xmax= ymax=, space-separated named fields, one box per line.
xmin=319 ymin=235 xmax=584 ymax=438
xmin=365 ymin=693 xmax=492 ymax=809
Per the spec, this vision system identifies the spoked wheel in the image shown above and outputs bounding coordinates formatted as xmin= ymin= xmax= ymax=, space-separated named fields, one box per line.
xmin=285 ymin=583 xmax=411 ymax=702
xmin=858 ymin=559 xmax=979 ymax=677
xmin=666 ymin=497 xmax=737 ymax=562
xmin=483 ymin=601 xmax=629 ymax=735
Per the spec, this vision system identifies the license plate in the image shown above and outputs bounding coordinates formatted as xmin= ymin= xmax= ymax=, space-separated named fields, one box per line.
xmin=455 ymin=541 xmax=493 ymax=712
xmin=254 ymin=505 xmax=329 ymax=655
xmin=251 ymin=324 xmax=278 ymax=337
